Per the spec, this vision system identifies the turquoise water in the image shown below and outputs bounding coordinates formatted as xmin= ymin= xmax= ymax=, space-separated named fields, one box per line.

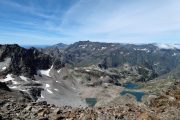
xmin=121 ymin=82 xmax=145 ymax=102
xmin=85 ymin=98 xmax=97 ymax=107
xmin=120 ymin=91 xmax=145 ymax=102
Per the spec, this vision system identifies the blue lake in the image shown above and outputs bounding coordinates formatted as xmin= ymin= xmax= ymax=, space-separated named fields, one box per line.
xmin=85 ymin=98 xmax=97 ymax=107
xmin=120 ymin=91 xmax=145 ymax=102
xmin=121 ymin=82 xmax=145 ymax=102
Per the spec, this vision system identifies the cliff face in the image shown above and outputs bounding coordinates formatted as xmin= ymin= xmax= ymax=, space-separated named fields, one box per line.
xmin=0 ymin=44 xmax=52 ymax=77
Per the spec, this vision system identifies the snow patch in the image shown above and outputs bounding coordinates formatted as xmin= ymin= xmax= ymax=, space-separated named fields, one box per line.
xmin=101 ymin=47 xmax=106 ymax=50
xmin=85 ymin=69 xmax=90 ymax=72
xmin=19 ymin=89 xmax=27 ymax=92
xmin=57 ymin=69 xmax=61 ymax=73
xmin=47 ymin=89 xmax=53 ymax=94
xmin=12 ymin=81 xmax=19 ymax=85
xmin=38 ymin=65 xmax=53 ymax=77
xmin=2 ymin=67 xmax=7 ymax=70
xmin=134 ymin=48 xmax=150 ymax=52
xmin=56 ymin=81 xmax=61 ymax=83
xmin=20 ymin=76 xmax=28 ymax=82
xmin=54 ymin=88 xmax=59 ymax=91
xmin=9 ymin=86 xmax=18 ymax=89
xmin=3 ymin=74 xmax=14 ymax=82
xmin=0 ymin=74 xmax=19 ymax=85
xmin=45 ymin=84 xmax=50 ymax=88
xmin=41 ymin=94 xmax=45 ymax=98
xmin=79 ymin=45 xmax=87 ymax=49
xmin=172 ymin=53 xmax=177 ymax=56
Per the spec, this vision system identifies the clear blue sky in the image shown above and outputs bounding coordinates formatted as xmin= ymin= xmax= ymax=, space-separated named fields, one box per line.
xmin=0 ymin=0 xmax=179 ymax=45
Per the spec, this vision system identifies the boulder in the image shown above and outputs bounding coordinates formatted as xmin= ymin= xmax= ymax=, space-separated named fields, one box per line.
xmin=0 ymin=82 xmax=11 ymax=91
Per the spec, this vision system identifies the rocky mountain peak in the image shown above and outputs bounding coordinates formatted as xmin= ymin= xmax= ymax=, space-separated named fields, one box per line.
xmin=47 ymin=43 xmax=68 ymax=49
xmin=0 ymin=45 xmax=53 ymax=77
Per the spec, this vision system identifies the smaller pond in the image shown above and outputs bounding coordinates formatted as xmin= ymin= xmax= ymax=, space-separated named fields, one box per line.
xmin=120 ymin=91 xmax=145 ymax=102
xmin=85 ymin=98 xmax=97 ymax=107
xmin=123 ymin=82 xmax=140 ymax=89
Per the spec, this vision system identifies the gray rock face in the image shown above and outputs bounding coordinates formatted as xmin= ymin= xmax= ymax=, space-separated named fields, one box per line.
xmin=0 ymin=82 xmax=32 ymax=103
xmin=28 ymin=87 xmax=43 ymax=101
xmin=0 ymin=44 xmax=53 ymax=77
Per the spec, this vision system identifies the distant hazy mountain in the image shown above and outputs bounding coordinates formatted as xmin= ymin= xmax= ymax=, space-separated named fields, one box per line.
xmin=21 ymin=45 xmax=50 ymax=49
xmin=48 ymin=43 xmax=68 ymax=49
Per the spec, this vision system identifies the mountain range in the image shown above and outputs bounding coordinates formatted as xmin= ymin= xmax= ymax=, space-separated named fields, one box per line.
xmin=0 ymin=41 xmax=180 ymax=119
xmin=41 ymin=41 xmax=180 ymax=77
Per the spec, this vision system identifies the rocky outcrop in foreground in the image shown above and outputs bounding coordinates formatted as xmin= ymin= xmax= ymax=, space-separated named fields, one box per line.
xmin=0 ymin=82 xmax=179 ymax=120
xmin=0 ymin=101 xmax=153 ymax=120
